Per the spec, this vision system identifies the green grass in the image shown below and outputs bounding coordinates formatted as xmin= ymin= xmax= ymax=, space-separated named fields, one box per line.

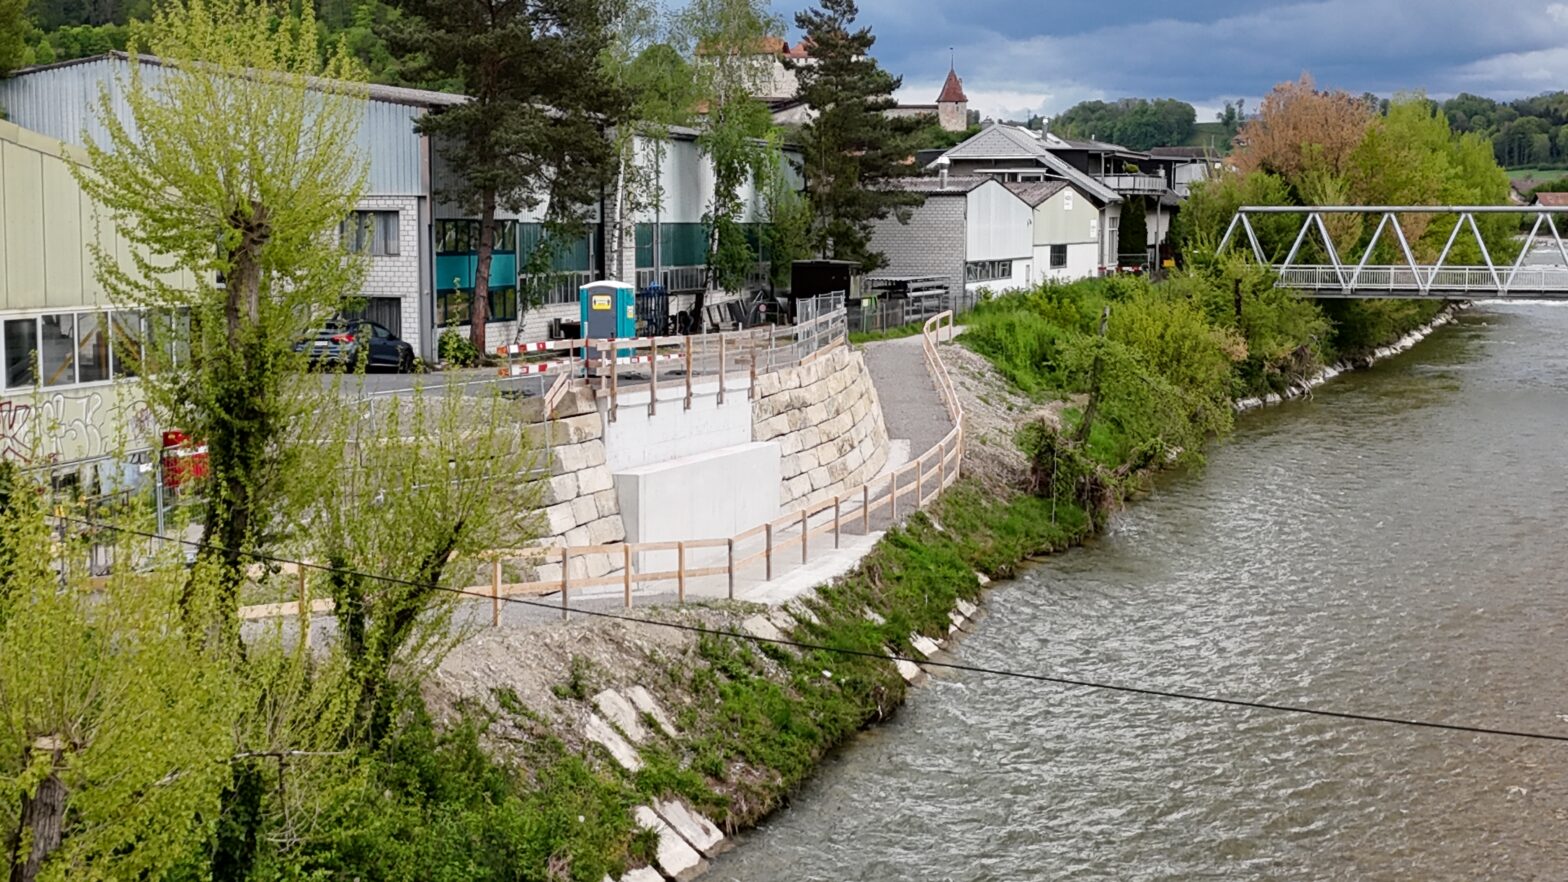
xmin=1507 ymin=166 xmax=1568 ymax=182
xmin=1182 ymin=122 xmax=1234 ymax=152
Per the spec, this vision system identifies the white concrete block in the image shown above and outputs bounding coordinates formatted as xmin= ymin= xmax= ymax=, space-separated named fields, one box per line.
xmin=615 ymin=441 xmax=780 ymax=571
xmin=909 ymin=633 xmax=942 ymax=658
xmin=633 ymin=806 xmax=707 ymax=881
xmin=592 ymin=689 xmax=649 ymax=744
xmin=626 ymin=686 xmax=677 ymax=738
xmin=578 ymin=467 xmax=615 ymax=495
xmin=653 ymin=798 xmax=728 ymax=856
xmin=619 ymin=868 xmax=664 ymax=882
xmin=956 ymin=598 xmax=979 ymax=619
xmin=742 ymin=614 xmax=786 ymax=645
xmin=885 ymin=648 xmax=924 ymax=684
xmin=584 ymin=713 xmax=642 ymax=772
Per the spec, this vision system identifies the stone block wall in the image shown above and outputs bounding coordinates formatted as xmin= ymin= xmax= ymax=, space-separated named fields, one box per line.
xmin=752 ymin=345 xmax=889 ymax=509
xmin=527 ymin=386 xmax=625 ymax=583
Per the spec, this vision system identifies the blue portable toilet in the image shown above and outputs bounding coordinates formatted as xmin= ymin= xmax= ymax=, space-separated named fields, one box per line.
xmin=580 ymin=279 xmax=637 ymax=368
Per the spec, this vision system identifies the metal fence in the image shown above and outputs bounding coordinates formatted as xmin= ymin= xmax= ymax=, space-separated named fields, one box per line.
xmin=848 ymin=290 xmax=982 ymax=336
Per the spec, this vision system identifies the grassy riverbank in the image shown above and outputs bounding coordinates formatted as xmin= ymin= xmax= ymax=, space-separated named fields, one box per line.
xmin=214 ymin=270 xmax=1449 ymax=881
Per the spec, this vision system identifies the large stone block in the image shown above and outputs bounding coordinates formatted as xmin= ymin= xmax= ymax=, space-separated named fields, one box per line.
xmin=779 ymin=454 xmax=799 ymax=479
xmin=593 ymin=488 xmax=620 ymax=518
xmin=559 ymin=413 xmax=604 ymax=444
xmin=778 ymin=430 xmax=804 ymax=456
xmin=783 ymin=474 xmax=811 ymax=502
xmin=544 ymin=503 xmax=577 ymax=536
xmin=571 ymin=495 xmax=599 ymax=526
xmin=553 ymin=443 xmax=592 ymax=474
xmin=633 ymin=806 xmax=707 ymax=881
xmin=808 ymin=465 xmax=832 ymax=491
xmin=593 ymin=689 xmax=649 ymax=743
xmin=564 ymin=525 xmax=592 ymax=548
xmin=544 ymin=473 xmax=578 ymax=506
xmin=587 ymin=516 xmax=625 ymax=545
xmin=653 ymin=798 xmax=727 ymax=856
xmin=804 ymin=402 xmax=829 ymax=427
xmin=578 ymin=466 xmax=614 ymax=495
xmin=585 ymin=713 xmax=642 ymax=772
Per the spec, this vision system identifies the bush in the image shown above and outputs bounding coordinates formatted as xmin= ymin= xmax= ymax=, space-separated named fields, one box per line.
xmin=438 ymin=329 xmax=481 ymax=368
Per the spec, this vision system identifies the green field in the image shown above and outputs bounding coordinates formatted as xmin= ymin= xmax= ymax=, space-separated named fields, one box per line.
xmin=1182 ymin=121 xmax=1234 ymax=152
xmin=1507 ymin=167 xmax=1568 ymax=183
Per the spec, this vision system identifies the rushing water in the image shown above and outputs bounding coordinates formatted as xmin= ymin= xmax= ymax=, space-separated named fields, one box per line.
xmin=711 ymin=302 xmax=1568 ymax=881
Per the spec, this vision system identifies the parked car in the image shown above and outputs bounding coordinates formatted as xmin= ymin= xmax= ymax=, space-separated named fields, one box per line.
xmin=295 ymin=319 xmax=415 ymax=372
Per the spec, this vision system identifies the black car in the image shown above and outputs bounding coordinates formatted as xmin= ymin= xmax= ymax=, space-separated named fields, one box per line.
xmin=296 ymin=319 xmax=415 ymax=372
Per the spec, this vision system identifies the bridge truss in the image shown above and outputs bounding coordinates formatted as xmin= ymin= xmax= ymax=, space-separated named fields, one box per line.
xmin=1217 ymin=206 xmax=1568 ymax=299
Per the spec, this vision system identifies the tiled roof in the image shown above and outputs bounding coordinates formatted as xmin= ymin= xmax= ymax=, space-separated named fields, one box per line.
xmin=937 ymin=67 xmax=968 ymax=104
xmin=1003 ymin=180 xmax=1069 ymax=206
xmin=1535 ymin=191 xmax=1568 ymax=206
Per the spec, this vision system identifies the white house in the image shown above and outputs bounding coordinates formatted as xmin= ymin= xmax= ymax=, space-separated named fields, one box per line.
xmin=867 ymin=176 xmax=1035 ymax=297
xmin=1004 ymin=181 xmax=1100 ymax=282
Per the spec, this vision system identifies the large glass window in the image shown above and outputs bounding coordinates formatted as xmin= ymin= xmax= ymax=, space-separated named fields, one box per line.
xmin=489 ymin=286 xmax=518 ymax=322
xmin=435 ymin=219 xmax=517 ymax=254
xmin=111 ymin=311 xmax=144 ymax=377
xmin=3 ymin=319 xmax=37 ymax=389
xmin=40 ymin=314 xmax=76 ymax=387
xmin=76 ymin=312 xmax=110 ymax=383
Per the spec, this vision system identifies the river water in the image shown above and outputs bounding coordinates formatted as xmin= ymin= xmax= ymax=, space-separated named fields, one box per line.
xmin=711 ymin=302 xmax=1568 ymax=881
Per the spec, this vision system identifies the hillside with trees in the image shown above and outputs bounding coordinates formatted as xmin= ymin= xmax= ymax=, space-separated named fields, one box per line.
xmin=1051 ymin=97 xmax=1197 ymax=150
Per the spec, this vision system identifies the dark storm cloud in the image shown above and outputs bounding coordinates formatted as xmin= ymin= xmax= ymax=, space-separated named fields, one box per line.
xmin=775 ymin=0 xmax=1568 ymax=118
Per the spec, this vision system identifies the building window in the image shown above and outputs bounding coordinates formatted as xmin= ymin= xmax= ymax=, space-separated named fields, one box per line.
xmin=111 ymin=311 xmax=145 ymax=378
xmin=4 ymin=319 xmax=37 ymax=388
xmin=489 ymin=286 xmax=518 ymax=322
xmin=435 ymin=219 xmax=518 ymax=254
xmin=40 ymin=314 xmax=76 ymax=387
xmin=76 ymin=312 xmax=110 ymax=383
xmin=1050 ymin=245 xmax=1068 ymax=269
xmin=342 ymin=210 xmax=401 ymax=256
xmin=965 ymin=259 xmax=1013 ymax=283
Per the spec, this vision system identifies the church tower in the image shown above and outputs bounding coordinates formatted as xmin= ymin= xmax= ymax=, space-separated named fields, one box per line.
xmin=936 ymin=63 xmax=969 ymax=132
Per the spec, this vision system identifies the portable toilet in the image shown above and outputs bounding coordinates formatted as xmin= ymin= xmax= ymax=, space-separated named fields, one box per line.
xmin=580 ymin=279 xmax=637 ymax=369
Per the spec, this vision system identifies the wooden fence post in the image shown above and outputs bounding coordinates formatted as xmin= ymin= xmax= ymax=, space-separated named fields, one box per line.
xmin=297 ymin=566 xmax=308 ymax=631
xmin=833 ymin=496 xmax=842 ymax=549
xmin=608 ymin=339 xmax=619 ymax=423
xmin=684 ymin=335 xmax=693 ymax=410
xmin=648 ymin=340 xmax=658 ymax=416
xmin=862 ymin=484 xmax=870 ymax=532
xmin=765 ymin=523 xmax=774 ymax=581
xmin=717 ymin=333 xmax=727 ymax=405
xmin=727 ymin=538 xmax=735 ymax=600
xmin=491 ymin=559 xmax=501 ymax=627
xmin=677 ymin=542 xmax=686 ymax=604
xmin=561 ymin=547 xmax=571 ymax=622
xmin=623 ymin=544 xmax=633 ymax=608
xmin=749 ymin=328 xmax=759 ymax=400
xmin=800 ymin=508 xmax=809 ymax=564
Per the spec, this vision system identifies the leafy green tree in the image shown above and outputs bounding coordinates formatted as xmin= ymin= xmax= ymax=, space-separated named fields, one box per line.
xmin=75 ymin=0 xmax=370 ymax=643
xmin=0 ymin=475 xmax=240 ymax=882
xmin=311 ymin=384 xmax=536 ymax=746
xmin=0 ymin=0 xmax=28 ymax=74
xmin=1055 ymin=97 xmax=1197 ymax=149
xmin=793 ymin=0 xmax=922 ymax=271
xmin=677 ymin=0 xmax=780 ymax=303
xmin=1174 ymin=169 xmax=1295 ymax=264
xmin=387 ymin=0 xmax=628 ymax=350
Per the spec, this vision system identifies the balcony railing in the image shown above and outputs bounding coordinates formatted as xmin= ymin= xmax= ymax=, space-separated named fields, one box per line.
xmin=1096 ymin=173 xmax=1168 ymax=194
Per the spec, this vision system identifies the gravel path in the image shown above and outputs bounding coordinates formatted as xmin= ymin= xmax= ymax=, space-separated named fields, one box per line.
xmin=861 ymin=335 xmax=953 ymax=456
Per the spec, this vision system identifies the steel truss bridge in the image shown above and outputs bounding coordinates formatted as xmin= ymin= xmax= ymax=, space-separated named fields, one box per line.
xmin=1217 ymin=206 xmax=1568 ymax=299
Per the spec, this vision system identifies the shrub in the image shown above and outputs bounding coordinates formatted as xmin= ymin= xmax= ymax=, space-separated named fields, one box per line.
xmin=438 ymin=329 xmax=481 ymax=367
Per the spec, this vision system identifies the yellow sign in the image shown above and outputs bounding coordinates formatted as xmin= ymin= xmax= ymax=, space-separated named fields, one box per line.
xmin=590 ymin=293 xmax=612 ymax=311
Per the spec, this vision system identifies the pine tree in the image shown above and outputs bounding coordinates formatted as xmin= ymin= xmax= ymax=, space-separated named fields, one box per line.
xmin=792 ymin=0 xmax=921 ymax=271
xmin=387 ymin=0 xmax=630 ymax=350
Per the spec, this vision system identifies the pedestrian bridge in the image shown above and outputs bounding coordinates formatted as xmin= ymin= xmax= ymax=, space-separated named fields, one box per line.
xmin=1218 ymin=206 xmax=1568 ymax=299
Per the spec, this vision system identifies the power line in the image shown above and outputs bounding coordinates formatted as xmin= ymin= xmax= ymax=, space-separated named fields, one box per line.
xmin=46 ymin=513 xmax=1568 ymax=746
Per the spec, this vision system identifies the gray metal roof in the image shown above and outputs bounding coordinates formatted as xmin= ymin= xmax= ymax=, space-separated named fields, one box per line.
xmin=1003 ymin=180 xmax=1070 ymax=207
xmin=7 ymin=52 xmax=469 ymax=108
xmin=928 ymin=123 xmax=1121 ymax=204
xmin=884 ymin=175 xmax=991 ymax=194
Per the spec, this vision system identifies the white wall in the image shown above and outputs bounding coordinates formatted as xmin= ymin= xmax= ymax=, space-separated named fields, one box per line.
xmin=599 ymin=379 xmax=754 ymax=473
xmin=965 ymin=180 xmax=1033 ymax=262
xmin=614 ymin=440 xmax=781 ymax=571
xmin=1033 ymin=242 xmax=1098 ymax=283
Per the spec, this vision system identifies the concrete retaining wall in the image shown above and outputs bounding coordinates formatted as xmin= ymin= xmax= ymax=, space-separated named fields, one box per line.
xmin=752 ymin=346 xmax=890 ymax=509
xmin=615 ymin=441 xmax=781 ymax=571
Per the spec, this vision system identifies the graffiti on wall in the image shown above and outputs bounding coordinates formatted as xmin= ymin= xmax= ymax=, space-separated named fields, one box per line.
xmin=0 ymin=386 xmax=155 ymax=465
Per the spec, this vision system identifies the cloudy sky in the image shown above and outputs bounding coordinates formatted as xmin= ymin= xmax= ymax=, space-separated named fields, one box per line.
xmin=772 ymin=0 xmax=1568 ymax=122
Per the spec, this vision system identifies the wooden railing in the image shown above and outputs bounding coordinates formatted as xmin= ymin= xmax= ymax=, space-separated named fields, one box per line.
xmin=238 ymin=310 xmax=962 ymax=624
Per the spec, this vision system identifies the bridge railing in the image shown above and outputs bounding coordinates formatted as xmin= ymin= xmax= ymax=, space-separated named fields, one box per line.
xmin=1278 ymin=264 xmax=1568 ymax=295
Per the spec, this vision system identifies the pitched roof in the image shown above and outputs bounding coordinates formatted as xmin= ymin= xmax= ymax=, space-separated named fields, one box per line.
xmin=9 ymin=51 xmax=468 ymax=108
xmin=884 ymin=175 xmax=990 ymax=194
xmin=930 ymin=123 xmax=1121 ymax=204
xmin=1003 ymin=180 xmax=1069 ymax=207
xmin=1535 ymin=191 xmax=1568 ymax=206
xmin=937 ymin=67 xmax=968 ymax=104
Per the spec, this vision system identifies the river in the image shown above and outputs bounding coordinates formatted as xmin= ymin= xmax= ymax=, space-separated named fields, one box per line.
xmin=710 ymin=301 xmax=1568 ymax=881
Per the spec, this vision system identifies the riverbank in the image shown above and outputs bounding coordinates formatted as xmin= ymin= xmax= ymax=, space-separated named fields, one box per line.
xmin=305 ymin=274 xmax=1463 ymax=881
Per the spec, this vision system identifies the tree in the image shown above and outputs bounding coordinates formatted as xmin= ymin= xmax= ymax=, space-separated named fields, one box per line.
xmin=388 ymin=0 xmax=628 ymax=350
xmin=76 ymin=0 xmax=371 ymax=644
xmin=0 ymin=0 xmax=27 ymax=75
xmin=1054 ymin=97 xmax=1196 ymax=149
xmin=0 ymin=471 xmax=239 ymax=881
xmin=793 ymin=0 xmax=922 ymax=272
xmin=312 ymin=384 xmax=536 ymax=747
xmin=1232 ymin=74 xmax=1375 ymax=195
xmin=678 ymin=0 xmax=780 ymax=307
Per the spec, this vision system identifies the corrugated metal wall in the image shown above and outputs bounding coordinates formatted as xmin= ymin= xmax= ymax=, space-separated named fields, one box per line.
xmin=966 ymin=181 xmax=1033 ymax=261
xmin=0 ymin=57 xmax=424 ymax=196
